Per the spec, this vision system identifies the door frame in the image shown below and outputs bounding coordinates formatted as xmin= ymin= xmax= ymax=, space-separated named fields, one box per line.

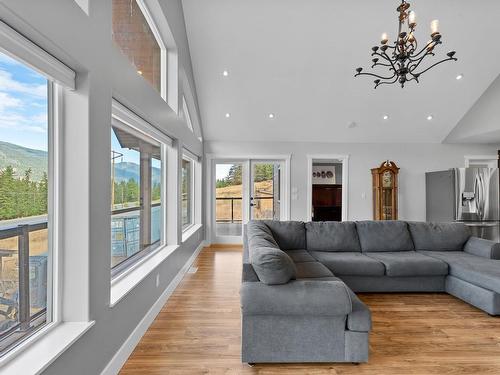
xmin=205 ymin=154 xmax=291 ymax=245
xmin=464 ymin=155 xmax=498 ymax=168
xmin=306 ymin=154 xmax=349 ymax=222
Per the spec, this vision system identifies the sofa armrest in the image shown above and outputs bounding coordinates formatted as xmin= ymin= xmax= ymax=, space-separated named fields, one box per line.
xmin=464 ymin=236 xmax=500 ymax=259
xmin=346 ymin=289 xmax=372 ymax=332
xmin=240 ymin=280 xmax=352 ymax=316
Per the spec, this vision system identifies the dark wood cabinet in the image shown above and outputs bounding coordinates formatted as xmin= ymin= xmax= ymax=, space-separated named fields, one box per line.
xmin=312 ymin=184 xmax=342 ymax=221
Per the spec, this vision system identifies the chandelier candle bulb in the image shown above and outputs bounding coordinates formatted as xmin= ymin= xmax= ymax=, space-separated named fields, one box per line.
xmin=381 ymin=33 xmax=389 ymax=44
xmin=409 ymin=11 xmax=416 ymax=27
xmin=431 ymin=19 xmax=439 ymax=35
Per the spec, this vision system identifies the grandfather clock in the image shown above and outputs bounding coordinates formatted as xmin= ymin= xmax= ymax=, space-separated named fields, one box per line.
xmin=372 ymin=160 xmax=400 ymax=220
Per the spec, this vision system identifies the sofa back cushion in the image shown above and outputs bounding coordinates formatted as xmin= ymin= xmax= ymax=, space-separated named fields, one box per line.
xmin=247 ymin=221 xmax=279 ymax=250
xmin=305 ymin=221 xmax=361 ymax=252
xmin=249 ymin=246 xmax=297 ymax=285
xmin=356 ymin=221 xmax=414 ymax=252
xmin=408 ymin=222 xmax=470 ymax=251
xmin=261 ymin=220 xmax=306 ymax=250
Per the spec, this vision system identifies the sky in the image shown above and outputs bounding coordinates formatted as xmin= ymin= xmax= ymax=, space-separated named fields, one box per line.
xmin=216 ymin=163 xmax=234 ymax=180
xmin=0 ymin=51 xmax=48 ymax=151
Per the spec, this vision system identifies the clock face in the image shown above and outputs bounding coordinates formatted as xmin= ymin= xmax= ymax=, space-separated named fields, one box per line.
xmin=382 ymin=170 xmax=392 ymax=188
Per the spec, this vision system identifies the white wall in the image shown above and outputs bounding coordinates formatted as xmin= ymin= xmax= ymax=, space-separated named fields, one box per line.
xmin=446 ymin=73 xmax=500 ymax=143
xmin=0 ymin=1 xmax=204 ymax=374
xmin=206 ymin=141 xmax=500 ymax=222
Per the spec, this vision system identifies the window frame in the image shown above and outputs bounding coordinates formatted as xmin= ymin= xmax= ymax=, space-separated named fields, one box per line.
xmin=181 ymin=151 xmax=196 ymax=232
xmin=110 ymin=100 xmax=171 ymax=278
xmin=0 ymin=25 xmax=70 ymax=358
xmin=112 ymin=0 xmax=168 ymax=100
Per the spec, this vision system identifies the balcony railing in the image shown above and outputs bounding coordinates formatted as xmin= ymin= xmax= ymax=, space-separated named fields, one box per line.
xmin=215 ymin=196 xmax=273 ymax=223
xmin=0 ymin=219 xmax=48 ymax=352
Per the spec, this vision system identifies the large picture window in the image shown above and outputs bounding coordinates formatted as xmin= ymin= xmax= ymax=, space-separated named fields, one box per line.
xmin=0 ymin=51 xmax=52 ymax=353
xmin=112 ymin=0 xmax=164 ymax=95
xmin=111 ymin=110 xmax=165 ymax=274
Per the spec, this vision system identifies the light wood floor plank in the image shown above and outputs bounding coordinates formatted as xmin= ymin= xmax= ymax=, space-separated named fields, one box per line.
xmin=120 ymin=246 xmax=500 ymax=374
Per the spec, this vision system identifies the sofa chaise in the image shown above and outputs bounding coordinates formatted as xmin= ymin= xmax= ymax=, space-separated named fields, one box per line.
xmin=240 ymin=220 xmax=500 ymax=364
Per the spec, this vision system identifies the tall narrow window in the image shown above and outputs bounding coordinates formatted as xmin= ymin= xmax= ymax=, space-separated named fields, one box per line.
xmin=181 ymin=156 xmax=194 ymax=230
xmin=112 ymin=0 xmax=163 ymax=94
xmin=0 ymin=52 xmax=52 ymax=353
xmin=111 ymin=115 xmax=165 ymax=273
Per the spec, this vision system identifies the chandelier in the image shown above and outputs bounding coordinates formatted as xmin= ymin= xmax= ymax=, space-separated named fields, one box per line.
xmin=354 ymin=0 xmax=457 ymax=88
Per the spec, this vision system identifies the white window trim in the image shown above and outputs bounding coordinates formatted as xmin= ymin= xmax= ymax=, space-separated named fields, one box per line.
xmin=110 ymin=244 xmax=179 ymax=307
xmin=112 ymin=99 xmax=172 ymax=146
xmin=0 ymin=20 xmax=75 ymax=89
xmin=0 ymin=23 xmax=92 ymax=373
xmin=0 ymin=321 xmax=94 ymax=375
xmin=135 ymin=0 xmax=168 ymax=100
xmin=182 ymin=96 xmax=194 ymax=132
xmin=181 ymin=151 xmax=198 ymax=235
xmin=110 ymin=99 xmax=176 ymax=305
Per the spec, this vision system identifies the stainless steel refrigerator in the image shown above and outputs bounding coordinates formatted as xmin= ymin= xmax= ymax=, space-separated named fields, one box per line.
xmin=426 ymin=168 xmax=500 ymax=241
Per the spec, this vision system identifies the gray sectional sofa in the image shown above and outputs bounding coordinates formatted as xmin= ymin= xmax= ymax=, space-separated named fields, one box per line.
xmin=241 ymin=220 xmax=500 ymax=364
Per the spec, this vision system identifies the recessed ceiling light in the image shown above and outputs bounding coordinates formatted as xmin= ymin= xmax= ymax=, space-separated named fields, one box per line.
xmin=222 ymin=70 xmax=229 ymax=77
xmin=268 ymin=113 xmax=275 ymax=119
xmin=137 ymin=70 xmax=143 ymax=75
xmin=383 ymin=115 xmax=389 ymax=120
xmin=225 ymin=113 xmax=231 ymax=118
xmin=427 ymin=115 xmax=434 ymax=121
xmin=456 ymin=74 xmax=463 ymax=80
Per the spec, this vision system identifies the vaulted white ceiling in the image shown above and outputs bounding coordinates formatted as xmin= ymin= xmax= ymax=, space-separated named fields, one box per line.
xmin=182 ymin=0 xmax=500 ymax=143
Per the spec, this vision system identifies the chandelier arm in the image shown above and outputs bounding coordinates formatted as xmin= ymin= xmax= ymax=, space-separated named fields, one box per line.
xmin=408 ymin=52 xmax=435 ymax=72
xmin=355 ymin=71 xmax=397 ymax=80
xmin=381 ymin=50 xmax=399 ymax=74
xmin=375 ymin=75 xmax=400 ymax=88
xmin=412 ymin=57 xmax=458 ymax=76
xmin=409 ymin=40 xmax=441 ymax=60
xmin=372 ymin=62 xmax=393 ymax=68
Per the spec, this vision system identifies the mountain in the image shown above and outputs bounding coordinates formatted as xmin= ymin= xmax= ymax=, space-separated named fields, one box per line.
xmin=0 ymin=141 xmax=48 ymax=181
xmin=113 ymin=161 xmax=161 ymax=185
xmin=0 ymin=141 xmax=161 ymax=185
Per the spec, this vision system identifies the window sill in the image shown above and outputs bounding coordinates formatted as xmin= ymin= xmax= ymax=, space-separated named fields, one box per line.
xmin=0 ymin=321 xmax=94 ymax=374
xmin=182 ymin=223 xmax=202 ymax=243
xmin=110 ymin=244 xmax=179 ymax=307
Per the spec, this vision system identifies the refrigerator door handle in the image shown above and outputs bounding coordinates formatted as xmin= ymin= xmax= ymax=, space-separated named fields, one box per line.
xmin=474 ymin=173 xmax=484 ymax=220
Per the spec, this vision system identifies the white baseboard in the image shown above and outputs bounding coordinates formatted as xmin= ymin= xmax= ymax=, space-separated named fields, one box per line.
xmin=100 ymin=241 xmax=206 ymax=375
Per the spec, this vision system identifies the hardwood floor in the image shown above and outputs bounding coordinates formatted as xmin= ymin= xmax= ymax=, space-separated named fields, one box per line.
xmin=120 ymin=246 xmax=500 ymax=374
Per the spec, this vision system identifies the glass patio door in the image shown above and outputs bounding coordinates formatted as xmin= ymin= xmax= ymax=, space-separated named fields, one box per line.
xmin=250 ymin=161 xmax=282 ymax=221
xmin=213 ymin=161 xmax=248 ymax=243
xmin=212 ymin=159 xmax=285 ymax=243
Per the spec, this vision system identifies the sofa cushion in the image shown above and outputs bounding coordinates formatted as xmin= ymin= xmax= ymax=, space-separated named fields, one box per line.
xmin=285 ymin=249 xmax=316 ymax=263
xmin=247 ymin=221 xmax=279 ymax=249
xmin=309 ymin=251 xmax=385 ymax=276
xmin=250 ymin=246 xmax=296 ymax=285
xmin=408 ymin=222 xmax=470 ymax=251
xmin=365 ymin=252 xmax=448 ymax=277
xmin=295 ymin=261 xmax=335 ymax=279
xmin=262 ymin=220 xmax=306 ymax=250
xmin=463 ymin=236 xmax=500 ymax=259
xmin=356 ymin=221 xmax=414 ymax=252
xmin=305 ymin=221 xmax=361 ymax=252
xmin=419 ymin=251 xmax=500 ymax=294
